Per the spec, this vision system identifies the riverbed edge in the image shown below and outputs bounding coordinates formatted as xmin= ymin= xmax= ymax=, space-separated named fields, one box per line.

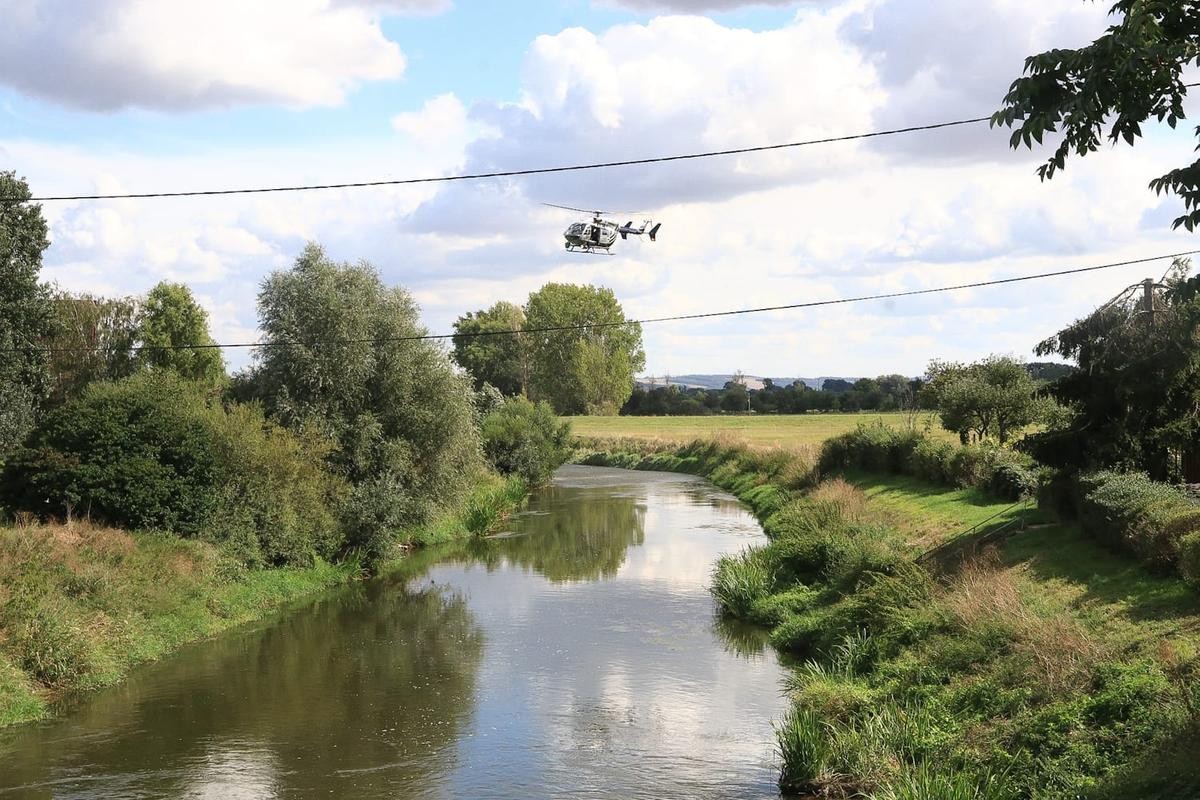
xmin=571 ymin=436 xmax=1200 ymax=798
xmin=0 ymin=473 xmax=530 ymax=729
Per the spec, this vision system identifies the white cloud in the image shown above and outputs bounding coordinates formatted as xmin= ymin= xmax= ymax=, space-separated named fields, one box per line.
xmin=335 ymin=0 xmax=451 ymax=14
xmin=13 ymin=1 xmax=1198 ymax=380
xmin=0 ymin=0 xmax=407 ymax=111
xmin=595 ymin=0 xmax=801 ymax=10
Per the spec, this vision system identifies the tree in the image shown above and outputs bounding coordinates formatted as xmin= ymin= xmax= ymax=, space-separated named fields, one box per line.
xmin=1026 ymin=259 xmax=1200 ymax=480
xmin=451 ymin=301 xmax=529 ymax=396
xmin=136 ymin=281 xmax=225 ymax=381
xmin=524 ymin=283 xmax=644 ymax=415
xmin=249 ymin=243 xmax=480 ymax=558
xmin=0 ymin=171 xmax=53 ymax=452
xmin=46 ymin=291 xmax=140 ymax=405
xmin=993 ymin=1 xmax=1200 ymax=229
xmin=923 ymin=356 xmax=1046 ymax=445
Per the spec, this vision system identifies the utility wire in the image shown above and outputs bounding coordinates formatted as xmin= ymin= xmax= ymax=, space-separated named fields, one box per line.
xmin=12 ymin=117 xmax=993 ymax=202
xmin=10 ymin=250 xmax=1198 ymax=356
xmin=8 ymin=83 xmax=1199 ymax=202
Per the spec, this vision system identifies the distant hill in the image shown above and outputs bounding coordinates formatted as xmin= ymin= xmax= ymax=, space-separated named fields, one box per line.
xmin=636 ymin=374 xmax=863 ymax=391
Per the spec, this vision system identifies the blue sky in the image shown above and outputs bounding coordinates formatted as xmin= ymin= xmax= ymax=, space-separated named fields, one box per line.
xmin=2 ymin=0 xmax=1197 ymax=377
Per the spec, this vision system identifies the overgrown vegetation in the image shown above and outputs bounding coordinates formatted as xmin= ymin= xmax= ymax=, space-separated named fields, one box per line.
xmin=0 ymin=200 xmax=561 ymax=726
xmin=578 ymin=434 xmax=1200 ymax=798
xmin=480 ymin=396 xmax=571 ymax=485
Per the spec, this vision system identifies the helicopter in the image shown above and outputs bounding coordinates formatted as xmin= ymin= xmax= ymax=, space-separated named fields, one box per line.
xmin=543 ymin=204 xmax=661 ymax=254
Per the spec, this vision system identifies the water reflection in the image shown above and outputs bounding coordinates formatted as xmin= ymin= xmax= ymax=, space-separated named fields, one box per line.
xmin=0 ymin=465 xmax=786 ymax=799
xmin=464 ymin=485 xmax=646 ymax=582
xmin=0 ymin=583 xmax=483 ymax=797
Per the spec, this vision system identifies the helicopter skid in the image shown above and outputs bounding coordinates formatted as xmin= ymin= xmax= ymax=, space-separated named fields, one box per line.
xmin=565 ymin=245 xmax=613 ymax=255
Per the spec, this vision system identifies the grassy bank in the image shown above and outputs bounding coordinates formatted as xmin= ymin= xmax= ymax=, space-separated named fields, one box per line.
xmin=566 ymin=412 xmax=953 ymax=449
xmin=576 ymin=439 xmax=1200 ymax=798
xmin=0 ymin=473 xmax=527 ymax=729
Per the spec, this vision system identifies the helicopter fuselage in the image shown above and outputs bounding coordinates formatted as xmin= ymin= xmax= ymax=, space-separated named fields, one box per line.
xmin=564 ymin=220 xmax=618 ymax=252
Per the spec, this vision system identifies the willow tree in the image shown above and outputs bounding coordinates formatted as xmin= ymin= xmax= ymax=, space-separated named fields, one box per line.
xmin=250 ymin=243 xmax=480 ymax=563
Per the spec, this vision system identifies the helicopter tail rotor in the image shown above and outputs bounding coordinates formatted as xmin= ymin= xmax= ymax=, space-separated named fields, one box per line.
xmin=648 ymin=223 xmax=661 ymax=242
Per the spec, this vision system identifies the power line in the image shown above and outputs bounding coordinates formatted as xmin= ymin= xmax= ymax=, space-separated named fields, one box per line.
xmin=14 ymin=116 xmax=992 ymax=202
xmin=8 ymin=82 xmax=1199 ymax=202
xmin=10 ymin=250 xmax=1197 ymax=356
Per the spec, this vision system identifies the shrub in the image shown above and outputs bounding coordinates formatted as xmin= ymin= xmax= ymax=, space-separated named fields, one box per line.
xmin=0 ymin=372 xmax=221 ymax=532
xmin=1078 ymin=471 xmax=1197 ymax=573
xmin=0 ymin=373 xmax=345 ymax=568
xmin=908 ymin=438 xmax=955 ymax=484
xmin=480 ymin=397 xmax=571 ymax=485
xmin=820 ymin=423 xmax=922 ymax=475
xmin=1180 ymin=532 xmax=1200 ymax=588
xmin=205 ymin=403 xmax=343 ymax=567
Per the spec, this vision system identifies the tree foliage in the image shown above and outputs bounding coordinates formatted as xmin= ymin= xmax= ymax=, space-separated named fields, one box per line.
xmin=452 ymin=300 xmax=529 ymax=396
xmin=45 ymin=291 xmax=139 ymax=405
xmin=136 ymin=281 xmax=225 ymax=381
xmin=524 ymin=283 xmax=644 ymax=415
xmin=0 ymin=372 xmax=340 ymax=566
xmin=0 ymin=171 xmax=53 ymax=452
xmin=1027 ymin=260 xmax=1200 ymax=480
xmin=993 ymin=0 xmax=1200 ymax=229
xmin=249 ymin=243 xmax=481 ymax=550
xmin=480 ymin=397 xmax=571 ymax=485
xmin=923 ymin=356 xmax=1047 ymax=445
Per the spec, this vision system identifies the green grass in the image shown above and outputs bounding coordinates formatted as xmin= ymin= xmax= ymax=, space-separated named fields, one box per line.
xmin=842 ymin=469 xmax=1046 ymax=549
xmin=567 ymin=412 xmax=952 ymax=450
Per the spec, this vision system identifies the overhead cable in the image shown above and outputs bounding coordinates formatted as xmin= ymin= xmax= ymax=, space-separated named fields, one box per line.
xmin=12 ymin=117 xmax=993 ymax=202
xmin=10 ymin=250 xmax=1198 ymax=355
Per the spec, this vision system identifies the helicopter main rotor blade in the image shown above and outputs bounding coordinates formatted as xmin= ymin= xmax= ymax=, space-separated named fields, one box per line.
xmin=540 ymin=202 xmax=606 ymax=215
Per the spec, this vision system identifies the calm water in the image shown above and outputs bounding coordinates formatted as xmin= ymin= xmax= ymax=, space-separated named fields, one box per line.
xmin=0 ymin=466 xmax=788 ymax=798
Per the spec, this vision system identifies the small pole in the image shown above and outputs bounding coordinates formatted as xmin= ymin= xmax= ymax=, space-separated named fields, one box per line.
xmin=1143 ymin=278 xmax=1156 ymax=326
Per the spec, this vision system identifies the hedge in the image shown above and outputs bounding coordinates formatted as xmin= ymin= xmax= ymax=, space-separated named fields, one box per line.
xmin=818 ymin=424 xmax=1041 ymax=501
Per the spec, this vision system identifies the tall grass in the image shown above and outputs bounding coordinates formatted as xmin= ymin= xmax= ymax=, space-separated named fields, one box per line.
xmin=871 ymin=764 xmax=1010 ymax=800
xmin=710 ymin=548 xmax=775 ymax=617
xmin=775 ymin=707 xmax=830 ymax=794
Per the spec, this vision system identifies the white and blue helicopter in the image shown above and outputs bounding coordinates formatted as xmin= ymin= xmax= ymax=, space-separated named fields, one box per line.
xmin=543 ymin=203 xmax=661 ymax=254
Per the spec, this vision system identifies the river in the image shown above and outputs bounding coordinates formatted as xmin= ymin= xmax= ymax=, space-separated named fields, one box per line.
xmin=0 ymin=466 xmax=789 ymax=798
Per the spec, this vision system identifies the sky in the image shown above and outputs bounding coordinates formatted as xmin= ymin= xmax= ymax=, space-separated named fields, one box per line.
xmin=2 ymin=0 xmax=1197 ymax=378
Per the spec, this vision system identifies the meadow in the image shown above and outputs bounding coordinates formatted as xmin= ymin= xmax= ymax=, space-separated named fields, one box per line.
xmin=566 ymin=412 xmax=954 ymax=449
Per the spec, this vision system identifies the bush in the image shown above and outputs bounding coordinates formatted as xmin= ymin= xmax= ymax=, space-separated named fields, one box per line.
xmin=480 ymin=398 xmax=571 ymax=485
xmin=820 ymin=425 xmax=1040 ymax=501
xmin=0 ymin=372 xmax=221 ymax=532
xmin=1078 ymin=471 xmax=1198 ymax=573
xmin=0 ymin=373 xmax=344 ymax=567
xmin=205 ymin=403 xmax=344 ymax=567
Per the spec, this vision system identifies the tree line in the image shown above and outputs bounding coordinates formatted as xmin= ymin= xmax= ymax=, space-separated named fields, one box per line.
xmin=0 ymin=172 xmax=569 ymax=570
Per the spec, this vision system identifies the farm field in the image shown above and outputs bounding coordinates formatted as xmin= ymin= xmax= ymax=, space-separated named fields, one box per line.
xmin=566 ymin=412 xmax=954 ymax=449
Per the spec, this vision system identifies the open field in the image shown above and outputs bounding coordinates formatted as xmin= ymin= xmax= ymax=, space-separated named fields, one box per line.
xmin=567 ymin=412 xmax=955 ymax=449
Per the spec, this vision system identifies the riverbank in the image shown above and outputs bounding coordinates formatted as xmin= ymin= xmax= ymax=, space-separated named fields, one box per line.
xmin=0 ymin=473 xmax=527 ymax=729
xmin=576 ymin=438 xmax=1200 ymax=798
